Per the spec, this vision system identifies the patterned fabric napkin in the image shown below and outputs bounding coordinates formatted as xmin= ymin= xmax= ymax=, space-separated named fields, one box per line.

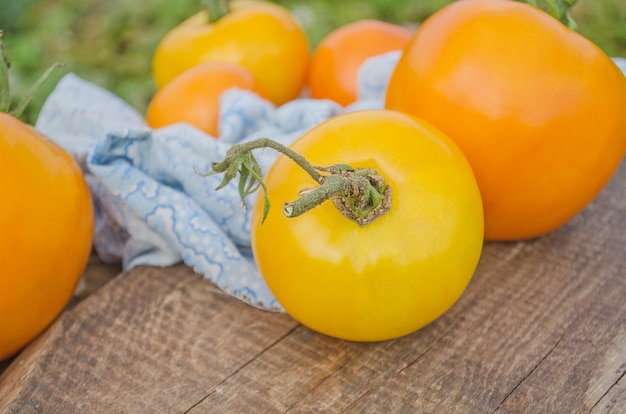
xmin=35 ymin=51 xmax=401 ymax=311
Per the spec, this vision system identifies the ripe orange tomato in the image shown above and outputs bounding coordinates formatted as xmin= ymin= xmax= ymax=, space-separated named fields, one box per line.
xmin=386 ymin=0 xmax=626 ymax=240
xmin=0 ymin=113 xmax=94 ymax=361
xmin=251 ymin=110 xmax=484 ymax=342
xmin=146 ymin=62 xmax=267 ymax=137
xmin=307 ymin=19 xmax=413 ymax=106
xmin=152 ymin=0 xmax=310 ymax=106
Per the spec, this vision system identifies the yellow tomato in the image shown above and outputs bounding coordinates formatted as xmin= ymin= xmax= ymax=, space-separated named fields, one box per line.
xmin=152 ymin=0 xmax=310 ymax=105
xmin=251 ymin=110 xmax=484 ymax=342
xmin=0 ymin=113 xmax=94 ymax=360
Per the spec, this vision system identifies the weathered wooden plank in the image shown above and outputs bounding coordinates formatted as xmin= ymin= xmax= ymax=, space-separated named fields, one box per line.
xmin=69 ymin=253 xmax=122 ymax=306
xmin=187 ymin=161 xmax=626 ymax=413
xmin=189 ymin=238 xmax=625 ymax=412
xmin=0 ymin=360 xmax=12 ymax=381
xmin=0 ymin=160 xmax=624 ymax=413
xmin=0 ymin=266 xmax=297 ymax=413
xmin=591 ymin=371 xmax=626 ymax=414
xmin=0 ymin=253 xmax=121 ymax=378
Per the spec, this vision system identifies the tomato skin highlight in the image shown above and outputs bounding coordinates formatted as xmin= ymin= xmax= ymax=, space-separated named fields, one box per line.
xmin=152 ymin=0 xmax=310 ymax=106
xmin=146 ymin=62 xmax=267 ymax=137
xmin=251 ymin=110 xmax=484 ymax=342
xmin=0 ymin=113 xmax=94 ymax=360
xmin=307 ymin=19 xmax=413 ymax=106
xmin=385 ymin=0 xmax=626 ymax=240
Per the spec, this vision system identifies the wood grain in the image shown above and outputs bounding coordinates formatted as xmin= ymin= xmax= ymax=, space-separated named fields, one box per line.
xmin=0 ymin=159 xmax=624 ymax=413
xmin=0 ymin=253 xmax=121 ymax=377
xmin=69 ymin=253 xmax=123 ymax=306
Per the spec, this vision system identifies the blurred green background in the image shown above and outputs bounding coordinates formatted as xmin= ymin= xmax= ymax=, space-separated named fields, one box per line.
xmin=1 ymin=0 xmax=625 ymax=124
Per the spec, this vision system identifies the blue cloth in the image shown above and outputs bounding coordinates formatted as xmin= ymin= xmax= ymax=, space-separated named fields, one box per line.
xmin=35 ymin=53 xmax=626 ymax=311
xmin=35 ymin=51 xmax=401 ymax=311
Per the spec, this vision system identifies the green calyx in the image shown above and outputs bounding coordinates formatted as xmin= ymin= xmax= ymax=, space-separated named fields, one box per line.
xmin=300 ymin=164 xmax=390 ymax=226
xmin=198 ymin=138 xmax=391 ymax=226
xmin=0 ymin=31 xmax=63 ymax=119
xmin=202 ymin=0 xmax=231 ymax=24
xmin=521 ymin=0 xmax=578 ymax=30
xmin=0 ymin=32 xmax=10 ymax=114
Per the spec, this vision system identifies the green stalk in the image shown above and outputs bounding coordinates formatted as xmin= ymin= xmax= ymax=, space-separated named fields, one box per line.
xmin=519 ymin=0 xmax=578 ymax=30
xmin=0 ymin=30 xmax=63 ymax=119
xmin=0 ymin=31 xmax=11 ymax=113
xmin=11 ymin=61 xmax=64 ymax=119
xmin=202 ymin=0 xmax=231 ymax=24
xmin=198 ymin=138 xmax=391 ymax=226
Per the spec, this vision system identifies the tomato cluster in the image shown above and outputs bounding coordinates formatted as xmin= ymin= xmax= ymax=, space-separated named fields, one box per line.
xmin=154 ymin=0 xmax=625 ymax=342
xmin=3 ymin=0 xmax=622 ymax=363
xmin=149 ymin=0 xmax=310 ymax=137
xmin=148 ymin=1 xmax=413 ymax=137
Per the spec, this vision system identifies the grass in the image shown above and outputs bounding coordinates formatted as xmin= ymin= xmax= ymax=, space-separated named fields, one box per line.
xmin=1 ymin=0 xmax=625 ymax=124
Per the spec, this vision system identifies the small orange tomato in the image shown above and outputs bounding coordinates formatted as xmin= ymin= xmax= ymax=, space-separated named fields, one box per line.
xmin=152 ymin=0 xmax=310 ymax=106
xmin=307 ymin=19 xmax=413 ymax=106
xmin=146 ymin=62 xmax=267 ymax=137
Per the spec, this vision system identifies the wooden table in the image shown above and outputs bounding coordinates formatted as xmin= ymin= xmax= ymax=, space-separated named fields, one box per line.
xmin=1 ymin=160 xmax=625 ymax=413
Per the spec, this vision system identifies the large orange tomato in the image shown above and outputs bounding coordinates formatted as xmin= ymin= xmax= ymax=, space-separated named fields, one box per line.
xmin=152 ymin=0 xmax=310 ymax=106
xmin=250 ymin=110 xmax=484 ymax=342
xmin=0 ymin=113 xmax=94 ymax=361
xmin=386 ymin=0 xmax=626 ymax=240
xmin=146 ymin=62 xmax=268 ymax=137
xmin=307 ymin=19 xmax=412 ymax=106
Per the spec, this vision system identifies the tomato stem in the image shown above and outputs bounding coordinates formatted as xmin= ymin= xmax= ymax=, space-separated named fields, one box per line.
xmin=11 ymin=62 xmax=64 ymax=119
xmin=202 ymin=0 xmax=231 ymax=24
xmin=520 ymin=0 xmax=578 ymax=29
xmin=0 ymin=31 xmax=11 ymax=113
xmin=0 ymin=31 xmax=64 ymax=119
xmin=199 ymin=137 xmax=391 ymax=226
xmin=282 ymin=174 xmax=353 ymax=218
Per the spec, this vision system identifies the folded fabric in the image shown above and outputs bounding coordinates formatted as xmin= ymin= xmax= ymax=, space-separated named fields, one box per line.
xmin=35 ymin=53 xmax=626 ymax=311
xmin=35 ymin=51 xmax=400 ymax=311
